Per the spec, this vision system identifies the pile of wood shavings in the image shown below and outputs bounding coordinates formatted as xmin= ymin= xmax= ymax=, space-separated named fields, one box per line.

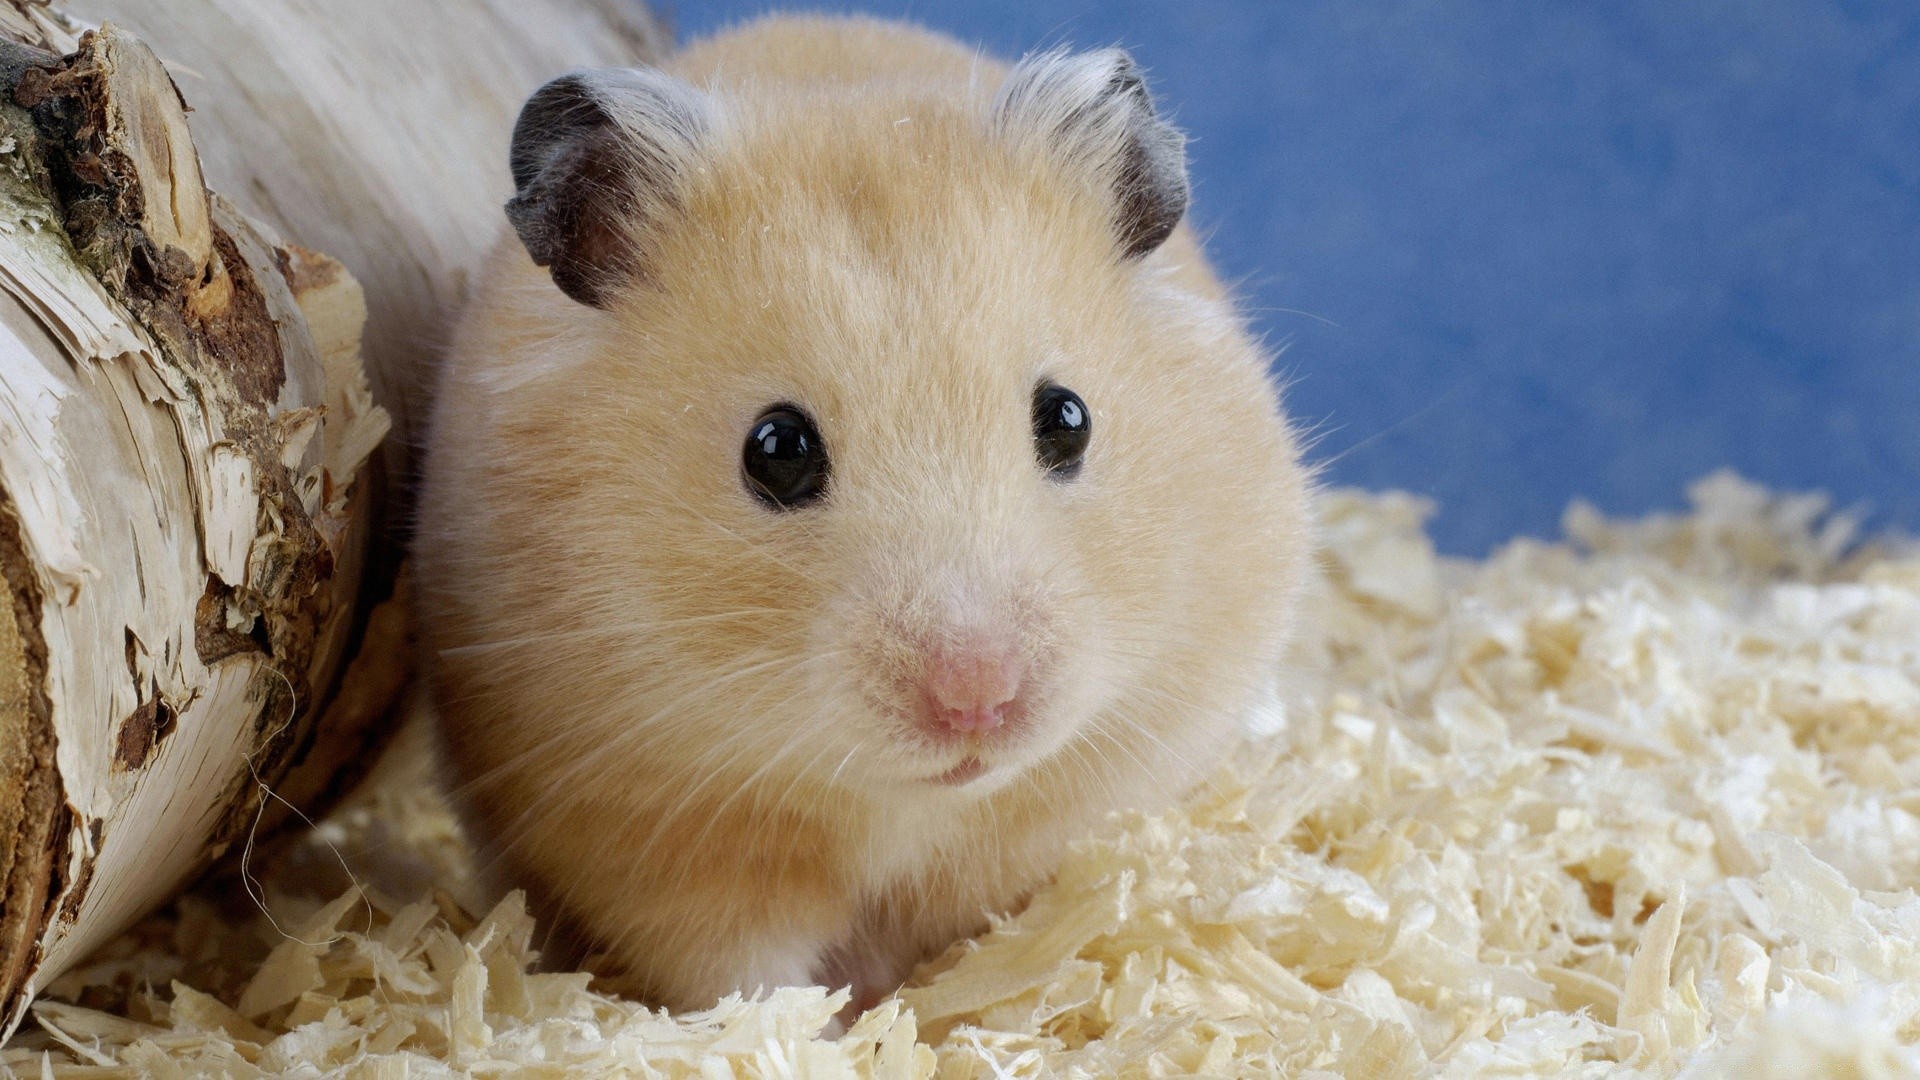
xmin=6 ymin=472 xmax=1918 ymax=1078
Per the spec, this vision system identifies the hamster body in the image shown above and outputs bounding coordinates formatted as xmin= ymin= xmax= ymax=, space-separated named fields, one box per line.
xmin=414 ymin=15 xmax=1311 ymax=1010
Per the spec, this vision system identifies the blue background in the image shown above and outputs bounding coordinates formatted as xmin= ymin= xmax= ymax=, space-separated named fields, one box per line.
xmin=661 ymin=1 xmax=1920 ymax=554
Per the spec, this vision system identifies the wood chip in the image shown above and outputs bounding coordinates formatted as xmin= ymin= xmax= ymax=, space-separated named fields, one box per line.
xmin=20 ymin=476 xmax=1920 ymax=1077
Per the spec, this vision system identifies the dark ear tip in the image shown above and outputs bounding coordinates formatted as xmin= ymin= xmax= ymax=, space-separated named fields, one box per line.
xmin=504 ymin=191 xmax=556 ymax=267
xmin=1091 ymin=50 xmax=1153 ymax=108
xmin=504 ymin=67 xmax=713 ymax=309
xmin=1103 ymin=49 xmax=1143 ymax=81
xmin=507 ymin=190 xmax=616 ymax=308
xmin=1119 ymin=212 xmax=1181 ymax=259
xmin=510 ymin=72 xmax=604 ymax=190
xmin=505 ymin=75 xmax=623 ymax=309
xmin=1021 ymin=46 xmax=1182 ymax=261
xmin=548 ymin=259 xmax=614 ymax=309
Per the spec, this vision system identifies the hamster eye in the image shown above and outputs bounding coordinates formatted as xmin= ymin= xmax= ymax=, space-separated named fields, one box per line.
xmin=1032 ymin=383 xmax=1091 ymax=478
xmin=742 ymin=406 xmax=829 ymax=509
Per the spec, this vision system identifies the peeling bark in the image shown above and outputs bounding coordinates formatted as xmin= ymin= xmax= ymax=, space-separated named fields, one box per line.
xmin=0 ymin=495 xmax=64 ymax=1034
xmin=0 ymin=25 xmax=389 ymax=1036
xmin=0 ymin=0 xmax=668 ymax=1040
xmin=22 ymin=0 xmax=670 ymax=515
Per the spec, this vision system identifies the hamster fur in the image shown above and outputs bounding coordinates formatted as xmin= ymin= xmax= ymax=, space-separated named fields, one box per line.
xmin=414 ymin=14 xmax=1312 ymax=1011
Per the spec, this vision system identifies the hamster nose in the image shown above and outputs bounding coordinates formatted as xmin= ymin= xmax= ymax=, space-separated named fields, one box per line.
xmin=920 ymin=640 xmax=1025 ymax=735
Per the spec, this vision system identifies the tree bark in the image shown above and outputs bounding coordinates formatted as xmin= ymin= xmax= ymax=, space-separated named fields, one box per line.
xmin=0 ymin=0 xmax=667 ymax=1039
xmin=0 ymin=23 xmax=391 ymax=1038
xmin=41 ymin=0 xmax=669 ymax=496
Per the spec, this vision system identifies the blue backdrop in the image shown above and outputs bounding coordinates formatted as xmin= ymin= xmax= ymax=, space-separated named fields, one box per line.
xmin=662 ymin=1 xmax=1920 ymax=554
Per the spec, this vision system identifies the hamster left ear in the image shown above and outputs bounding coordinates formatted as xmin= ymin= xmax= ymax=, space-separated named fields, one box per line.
xmin=506 ymin=67 xmax=716 ymax=307
xmin=992 ymin=49 xmax=1190 ymax=259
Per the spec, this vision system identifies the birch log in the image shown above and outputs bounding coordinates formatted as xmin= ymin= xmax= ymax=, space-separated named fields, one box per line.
xmin=0 ymin=0 xmax=667 ymax=1039
xmin=19 ymin=0 xmax=669 ymax=495
xmin=0 ymin=25 xmax=395 ymax=1037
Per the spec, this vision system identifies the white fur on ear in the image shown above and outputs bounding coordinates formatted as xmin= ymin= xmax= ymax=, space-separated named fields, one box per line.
xmin=991 ymin=49 xmax=1190 ymax=258
xmin=507 ymin=68 xmax=720 ymax=307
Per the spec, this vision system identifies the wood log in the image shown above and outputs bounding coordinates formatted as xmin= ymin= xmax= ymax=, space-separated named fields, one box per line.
xmin=30 ymin=0 xmax=669 ymax=494
xmin=0 ymin=23 xmax=393 ymax=1037
xmin=0 ymin=0 xmax=668 ymax=1040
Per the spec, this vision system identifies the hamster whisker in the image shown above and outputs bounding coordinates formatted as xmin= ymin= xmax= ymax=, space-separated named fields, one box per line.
xmin=643 ymin=728 xmax=855 ymax=904
xmin=1059 ymin=729 xmax=1131 ymax=807
xmin=1085 ymin=714 xmax=1182 ymax=796
xmin=654 ymin=490 xmax=823 ymax=582
xmin=605 ymin=647 xmax=850 ymax=743
xmin=1099 ymin=690 xmax=1247 ymax=803
xmin=598 ymin=678 xmax=855 ymax=876
xmin=685 ymin=713 xmax=835 ymax=849
xmin=824 ymin=746 xmax=861 ymax=789
xmin=1029 ymin=756 xmax=1121 ymax=831
xmin=486 ymin=713 xmax=799 ymax=899
xmin=448 ymin=648 xmax=846 ymax=804
xmin=438 ymin=608 xmax=803 ymax=656
xmin=1100 ymin=632 xmax=1287 ymax=669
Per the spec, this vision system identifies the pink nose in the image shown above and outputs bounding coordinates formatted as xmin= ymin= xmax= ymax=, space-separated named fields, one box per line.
xmin=921 ymin=640 xmax=1025 ymax=735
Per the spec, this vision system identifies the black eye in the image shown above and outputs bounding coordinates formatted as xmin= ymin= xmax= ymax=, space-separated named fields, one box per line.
xmin=1032 ymin=383 xmax=1091 ymax=477
xmin=742 ymin=406 xmax=828 ymax=508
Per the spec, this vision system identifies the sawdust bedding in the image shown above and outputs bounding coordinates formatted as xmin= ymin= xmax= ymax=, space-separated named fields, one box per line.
xmin=5 ymin=472 xmax=1918 ymax=1078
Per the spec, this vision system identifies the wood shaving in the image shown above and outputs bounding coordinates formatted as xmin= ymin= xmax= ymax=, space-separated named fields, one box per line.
xmin=5 ymin=472 xmax=1916 ymax=1078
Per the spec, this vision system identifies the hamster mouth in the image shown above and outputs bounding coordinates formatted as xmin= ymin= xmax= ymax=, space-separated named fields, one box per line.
xmin=928 ymin=756 xmax=987 ymax=786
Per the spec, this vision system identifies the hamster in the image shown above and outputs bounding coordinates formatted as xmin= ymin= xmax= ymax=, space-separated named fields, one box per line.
xmin=413 ymin=14 xmax=1312 ymax=1012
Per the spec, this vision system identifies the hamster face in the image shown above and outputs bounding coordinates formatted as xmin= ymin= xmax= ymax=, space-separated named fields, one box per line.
xmin=417 ymin=16 xmax=1310 ymax=1009
xmin=473 ymin=101 xmax=1288 ymax=798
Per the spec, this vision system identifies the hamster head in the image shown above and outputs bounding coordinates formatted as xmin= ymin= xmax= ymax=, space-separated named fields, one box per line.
xmin=434 ymin=46 xmax=1310 ymax=823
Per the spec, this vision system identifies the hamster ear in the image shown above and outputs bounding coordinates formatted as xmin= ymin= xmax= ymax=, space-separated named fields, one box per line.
xmin=991 ymin=49 xmax=1190 ymax=259
xmin=506 ymin=68 xmax=716 ymax=308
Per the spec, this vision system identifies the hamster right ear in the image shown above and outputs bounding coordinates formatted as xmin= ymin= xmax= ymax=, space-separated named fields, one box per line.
xmin=506 ymin=68 xmax=716 ymax=308
xmin=992 ymin=49 xmax=1190 ymax=260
